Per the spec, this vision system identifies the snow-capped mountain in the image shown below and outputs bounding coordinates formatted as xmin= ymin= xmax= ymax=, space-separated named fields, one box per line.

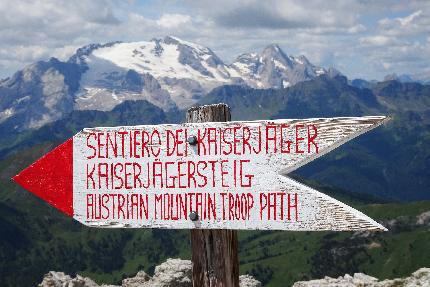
xmin=230 ymin=44 xmax=327 ymax=89
xmin=70 ymin=36 xmax=245 ymax=111
xmin=70 ymin=36 xmax=331 ymax=111
xmin=0 ymin=36 xmax=333 ymax=131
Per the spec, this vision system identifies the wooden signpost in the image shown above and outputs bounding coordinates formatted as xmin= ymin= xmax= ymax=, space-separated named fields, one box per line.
xmin=13 ymin=103 xmax=388 ymax=287
xmin=187 ymin=104 xmax=239 ymax=287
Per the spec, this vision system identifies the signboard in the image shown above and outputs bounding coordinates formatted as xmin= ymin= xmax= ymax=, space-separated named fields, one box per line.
xmin=13 ymin=116 xmax=388 ymax=231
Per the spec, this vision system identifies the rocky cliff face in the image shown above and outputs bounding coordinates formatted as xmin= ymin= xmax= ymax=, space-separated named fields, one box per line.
xmin=38 ymin=258 xmax=262 ymax=287
xmin=230 ymin=44 xmax=330 ymax=89
xmin=0 ymin=58 xmax=80 ymax=131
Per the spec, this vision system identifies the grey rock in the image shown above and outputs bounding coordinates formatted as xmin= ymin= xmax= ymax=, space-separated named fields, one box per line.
xmin=68 ymin=42 xmax=122 ymax=73
xmin=292 ymin=267 xmax=430 ymax=287
xmin=416 ymin=211 xmax=430 ymax=226
xmin=121 ymin=270 xmax=150 ymax=287
xmin=239 ymin=274 xmax=262 ymax=287
xmin=74 ymin=70 xmax=176 ymax=112
xmin=151 ymin=39 xmax=164 ymax=57
xmin=38 ymin=271 xmax=100 ymax=287
xmin=147 ymin=258 xmax=192 ymax=287
xmin=38 ymin=258 xmax=262 ymax=287
xmin=230 ymin=43 xmax=328 ymax=89
xmin=379 ymin=210 xmax=430 ymax=231
xmin=159 ymin=77 xmax=207 ymax=107
xmin=176 ymin=43 xmax=214 ymax=78
xmin=0 ymin=58 xmax=79 ymax=131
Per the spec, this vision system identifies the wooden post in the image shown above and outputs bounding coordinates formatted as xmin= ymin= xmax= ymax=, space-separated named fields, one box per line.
xmin=187 ymin=103 xmax=239 ymax=287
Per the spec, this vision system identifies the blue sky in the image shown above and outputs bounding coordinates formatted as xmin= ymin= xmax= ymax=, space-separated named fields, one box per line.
xmin=0 ymin=0 xmax=429 ymax=80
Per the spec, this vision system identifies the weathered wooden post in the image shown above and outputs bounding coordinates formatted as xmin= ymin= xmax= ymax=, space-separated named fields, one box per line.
xmin=186 ymin=103 xmax=239 ymax=287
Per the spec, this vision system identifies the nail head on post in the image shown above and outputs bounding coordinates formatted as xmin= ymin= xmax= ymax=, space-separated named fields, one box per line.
xmin=187 ymin=135 xmax=198 ymax=146
xmin=189 ymin=211 xmax=199 ymax=221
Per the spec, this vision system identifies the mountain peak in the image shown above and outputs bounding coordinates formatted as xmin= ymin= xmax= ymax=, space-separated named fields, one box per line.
xmin=162 ymin=35 xmax=183 ymax=43
xmin=261 ymin=44 xmax=292 ymax=69
xmin=160 ymin=35 xmax=180 ymax=45
xmin=294 ymin=55 xmax=310 ymax=65
xmin=230 ymin=43 xmax=326 ymax=88
xmin=262 ymin=43 xmax=288 ymax=58
xmin=159 ymin=36 xmax=210 ymax=53
xmin=264 ymin=43 xmax=282 ymax=51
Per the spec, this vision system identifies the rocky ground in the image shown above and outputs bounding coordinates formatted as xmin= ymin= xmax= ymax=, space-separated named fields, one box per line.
xmin=38 ymin=257 xmax=430 ymax=287
xmin=38 ymin=258 xmax=262 ymax=287
xmin=293 ymin=267 xmax=430 ymax=286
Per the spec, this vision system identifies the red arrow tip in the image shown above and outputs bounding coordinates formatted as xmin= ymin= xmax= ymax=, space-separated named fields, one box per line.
xmin=12 ymin=138 xmax=74 ymax=217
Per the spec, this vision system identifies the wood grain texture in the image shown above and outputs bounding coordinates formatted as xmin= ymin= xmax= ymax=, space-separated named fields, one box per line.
xmin=191 ymin=229 xmax=239 ymax=287
xmin=188 ymin=103 xmax=239 ymax=287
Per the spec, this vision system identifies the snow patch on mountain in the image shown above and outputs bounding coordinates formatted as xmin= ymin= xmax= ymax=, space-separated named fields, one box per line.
xmin=74 ymin=36 xmax=244 ymax=110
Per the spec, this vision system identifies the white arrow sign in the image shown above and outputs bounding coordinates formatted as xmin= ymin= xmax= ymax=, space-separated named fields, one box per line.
xmin=13 ymin=116 xmax=388 ymax=231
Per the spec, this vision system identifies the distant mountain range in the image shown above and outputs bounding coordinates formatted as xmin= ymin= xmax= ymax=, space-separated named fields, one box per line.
xmin=383 ymin=72 xmax=430 ymax=85
xmin=350 ymin=72 xmax=430 ymax=90
xmin=0 ymin=36 xmax=339 ymax=131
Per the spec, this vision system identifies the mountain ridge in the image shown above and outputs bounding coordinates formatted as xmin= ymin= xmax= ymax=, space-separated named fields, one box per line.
xmin=0 ymin=36 xmax=332 ymax=131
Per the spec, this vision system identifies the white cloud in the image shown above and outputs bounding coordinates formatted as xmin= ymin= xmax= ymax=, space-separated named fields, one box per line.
xmin=359 ymin=35 xmax=395 ymax=46
xmin=378 ymin=9 xmax=430 ymax=36
xmin=190 ymin=0 xmax=365 ymax=32
xmin=156 ymin=13 xmax=191 ymax=28
xmin=356 ymin=8 xmax=430 ymax=77
xmin=0 ymin=0 xmax=124 ymax=75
